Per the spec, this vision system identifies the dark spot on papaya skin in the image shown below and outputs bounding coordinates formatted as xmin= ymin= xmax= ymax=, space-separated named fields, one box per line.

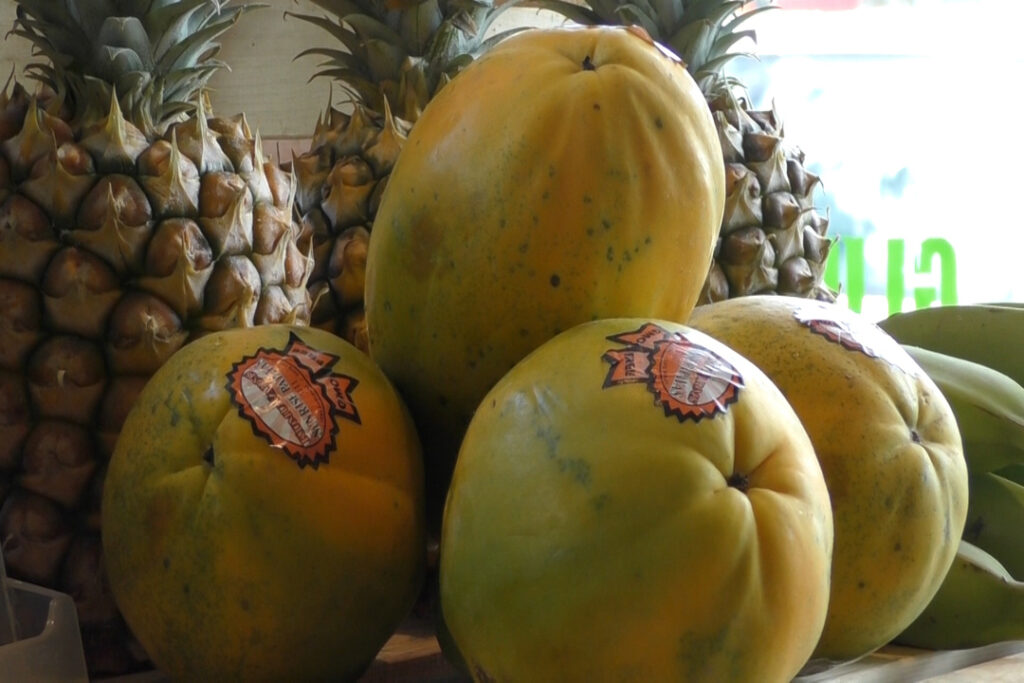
xmin=593 ymin=102 xmax=601 ymax=111
xmin=582 ymin=55 xmax=596 ymax=71
xmin=726 ymin=471 xmax=750 ymax=493
xmin=857 ymin=580 xmax=866 ymax=590
xmin=550 ymin=274 xmax=560 ymax=287
xmin=654 ymin=116 xmax=664 ymax=129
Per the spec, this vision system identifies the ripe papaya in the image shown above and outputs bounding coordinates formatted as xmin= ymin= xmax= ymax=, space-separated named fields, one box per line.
xmin=441 ymin=318 xmax=833 ymax=682
xmin=689 ymin=296 xmax=969 ymax=663
xmin=102 ymin=325 xmax=425 ymax=681
xmin=365 ymin=26 xmax=725 ymax=529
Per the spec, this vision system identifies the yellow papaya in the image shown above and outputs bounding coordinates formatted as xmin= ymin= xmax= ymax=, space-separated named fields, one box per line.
xmin=441 ymin=318 xmax=833 ymax=682
xmin=365 ymin=26 xmax=725 ymax=529
xmin=102 ymin=325 xmax=425 ymax=681
xmin=689 ymin=296 xmax=969 ymax=664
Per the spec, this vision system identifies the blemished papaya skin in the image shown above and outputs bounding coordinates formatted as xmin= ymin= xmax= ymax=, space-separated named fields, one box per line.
xmin=688 ymin=296 xmax=969 ymax=664
xmin=440 ymin=318 xmax=833 ymax=682
xmin=102 ymin=325 xmax=426 ymax=681
xmin=365 ymin=25 xmax=726 ymax=531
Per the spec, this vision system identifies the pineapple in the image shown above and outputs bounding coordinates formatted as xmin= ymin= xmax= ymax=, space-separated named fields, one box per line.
xmin=0 ymin=1 xmax=313 ymax=675
xmin=534 ymin=0 xmax=836 ymax=303
xmin=286 ymin=0 xmax=522 ymax=350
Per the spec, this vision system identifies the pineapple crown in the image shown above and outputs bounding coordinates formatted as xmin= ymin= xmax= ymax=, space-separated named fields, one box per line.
xmin=529 ymin=0 xmax=774 ymax=96
xmin=9 ymin=0 xmax=261 ymax=135
xmin=287 ymin=0 xmax=526 ymax=123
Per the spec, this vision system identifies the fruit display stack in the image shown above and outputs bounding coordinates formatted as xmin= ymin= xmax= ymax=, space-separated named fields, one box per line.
xmin=1 ymin=1 xmax=1022 ymax=681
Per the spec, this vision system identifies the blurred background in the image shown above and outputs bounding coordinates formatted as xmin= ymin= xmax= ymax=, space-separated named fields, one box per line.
xmin=732 ymin=0 xmax=1018 ymax=319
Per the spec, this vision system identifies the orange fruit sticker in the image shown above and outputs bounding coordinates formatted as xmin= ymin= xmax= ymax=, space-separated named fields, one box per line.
xmin=602 ymin=322 xmax=743 ymax=422
xmin=792 ymin=302 xmax=918 ymax=375
xmin=226 ymin=332 xmax=361 ymax=469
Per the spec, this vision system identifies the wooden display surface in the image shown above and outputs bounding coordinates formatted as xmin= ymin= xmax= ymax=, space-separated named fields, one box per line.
xmin=96 ymin=614 xmax=1024 ymax=682
xmin=358 ymin=619 xmax=1024 ymax=683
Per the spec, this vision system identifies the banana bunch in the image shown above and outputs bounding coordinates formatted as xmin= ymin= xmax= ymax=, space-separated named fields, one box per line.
xmin=894 ymin=539 xmax=1024 ymax=650
xmin=898 ymin=343 xmax=1024 ymax=474
xmin=879 ymin=303 xmax=1024 ymax=649
xmin=963 ymin=471 xmax=1024 ymax=579
xmin=879 ymin=302 xmax=1024 ymax=386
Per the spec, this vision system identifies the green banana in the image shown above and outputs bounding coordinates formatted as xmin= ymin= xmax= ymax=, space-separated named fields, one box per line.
xmin=998 ymin=462 xmax=1024 ymax=485
xmin=878 ymin=304 xmax=1024 ymax=387
xmin=901 ymin=344 xmax=1024 ymax=474
xmin=963 ymin=472 xmax=1024 ymax=579
xmin=982 ymin=302 xmax=1024 ymax=309
xmin=892 ymin=539 xmax=1024 ymax=650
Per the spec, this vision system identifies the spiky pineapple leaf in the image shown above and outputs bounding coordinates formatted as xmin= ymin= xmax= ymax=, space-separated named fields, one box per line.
xmin=344 ymin=13 xmax=406 ymax=45
xmin=285 ymin=10 xmax=365 ymax=57
xmin=515 ymin=0 xmax=599 ymax=25
xmin=293 ymin=47 xmax=367 ymax=75
xmin=291 ymin=0 xmax=527 ymax=124
xmin=400 ymin=0 xmax=444 ymax=54
xmin=12 ymin=0 xmax=264 ymax=134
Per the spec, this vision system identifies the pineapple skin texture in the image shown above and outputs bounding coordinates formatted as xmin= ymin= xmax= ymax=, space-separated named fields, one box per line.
xmin=365 ymin=26 xmax=726 ymax=530
xmin=440 ymin=318 xmax=834 ymax=682
xmin=292 ymin=105 xmax=408 ymax=351
xmin=689 ymin=296 xmax=969 ymax=662
xmin=0 ymin=84 xmax=313 ymax=674
xmin=101 ymin=324 xmax=425 ymax=682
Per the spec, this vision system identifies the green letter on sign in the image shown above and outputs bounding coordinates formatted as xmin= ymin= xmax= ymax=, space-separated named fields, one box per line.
xmin=914 ymin=238 xmax=958 ymax=308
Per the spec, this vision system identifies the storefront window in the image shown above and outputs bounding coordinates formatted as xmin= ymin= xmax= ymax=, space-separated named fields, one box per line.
xmin=735 ymin=0 xmax=1022 ymax=318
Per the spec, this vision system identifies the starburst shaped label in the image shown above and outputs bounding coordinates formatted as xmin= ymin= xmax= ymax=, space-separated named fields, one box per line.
xmin=793 ymin=302 xmax=918 ymax=375
xmin=602 ymin=322 xmax=743 ymax=422
xmin=227 ymin=332 xmax=360 ymax=469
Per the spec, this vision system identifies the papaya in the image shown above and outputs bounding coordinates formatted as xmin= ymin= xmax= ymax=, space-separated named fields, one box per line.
xmin=688 ymin=296 xmax=969 ymax=663
xmin=102 ymin=325 xmax=425 ymax=681
xmin=440 ymin=318 xmax=833 ymax=682
xmin=365 ymin=25 xmax=725 ymax=529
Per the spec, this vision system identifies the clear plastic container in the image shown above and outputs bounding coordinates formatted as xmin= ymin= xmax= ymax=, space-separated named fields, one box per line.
xmin=0 ymin=545 xmax=89 ymax=682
